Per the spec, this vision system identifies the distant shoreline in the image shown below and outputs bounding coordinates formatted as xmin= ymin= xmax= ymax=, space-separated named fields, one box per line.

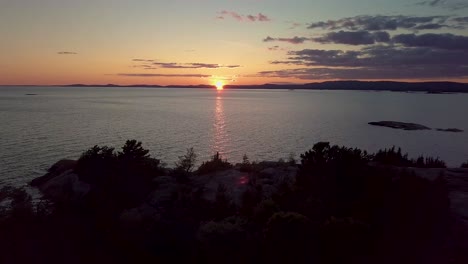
xmin=2 ymin=80 xmax=468 ymax=93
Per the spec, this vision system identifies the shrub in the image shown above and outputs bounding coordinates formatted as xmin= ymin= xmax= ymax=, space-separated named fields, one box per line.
xmin=461 ymin=160 xmax=468 ymax=168
xmin=0 ymin=186 xmax=34 ymax=221
xmin=320 ymin=217 xmax=370 ymax=263
xmin=414 ymin=156 xmax=446 ymax=168
xmin=253 ymin=200 xmax=279 ymax=224
xmin=287 ymin=152 xmax=297 ymax=166
xmin=212 ymin=184 xmax=235 ymax=220
xmin=374 ymin=146 xmax=413 ymax=167
xmin=239 ymin=154 xmax=252 ymax=172
xmin=75 ymin=140 xmax=164 ymax=209
xmin=197 ymin=216 xmax=247 ymax=263
xmin=197 ymin=152 xmax=232 ymax=175
xmin=264 ymin=212 xmax=316 ymax=263
xmin=75 ymin=145 xmax=116 ymax=184
xmin=374 ymin=147 xmax=447 ymax=168
xmin=296 ymin=142 xmax=370 ymax=196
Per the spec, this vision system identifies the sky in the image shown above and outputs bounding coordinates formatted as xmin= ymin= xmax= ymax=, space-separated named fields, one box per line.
xmin=1 ymin=0 xmax=468 ymax=85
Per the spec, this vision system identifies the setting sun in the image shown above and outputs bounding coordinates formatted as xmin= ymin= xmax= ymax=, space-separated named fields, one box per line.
xmin=215 ymin=80 xmax=224 ymax=90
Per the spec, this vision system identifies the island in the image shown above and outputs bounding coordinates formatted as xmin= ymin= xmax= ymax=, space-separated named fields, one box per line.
xmin=368 ymin=121 xmax=431 ymax=130
xmin=58 ymin=80 xmax=468 ymax=93
xmin=436 ymin=128 xmax=464 ymax=133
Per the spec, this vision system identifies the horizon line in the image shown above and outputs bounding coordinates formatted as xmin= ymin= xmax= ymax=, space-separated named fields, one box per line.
xmin=1 ymin=80 xmax=468 ymax=87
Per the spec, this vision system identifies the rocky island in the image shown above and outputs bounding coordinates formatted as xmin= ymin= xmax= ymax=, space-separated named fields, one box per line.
xmin=436 ymin=128 xmax=464 ymax=133
xmin=369 ymin=121 xmax=464 ymax=133
xmin=368 ymin=121 xmax=431 ymax=130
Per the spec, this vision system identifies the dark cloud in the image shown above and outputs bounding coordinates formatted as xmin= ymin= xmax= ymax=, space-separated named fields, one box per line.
xmin=314 ymin=31 xmax=390 ymax=45
xmin=393 ymin=33 xmax=468 ymax=51
xmin=418 ymin=0 xmax=446 ymax=6
xmin=256 ymin=65 xmax=468 ymax=80
xmin=453 ymin=17 xmax=468 ymax=23
xmin=307 ymin=15 xmax=450 ymax=31
xmin=257 ymin=13 xmax=270 ymax=22
xmin=417 ymin=0 xmax=468 ymax=9
xmin=117 ymin=73 xmax=211 ymax=78
xmin=263 ymin=36 xmax=311 ymax=44
xmin=218 ymin=11 xmax=271 ymax=22
xmin=286 ymin=21 xmax=302 ymax=29
xmin=57 ymin=51 xmax=77 ymax=55
xmin=264 ymin=45 xmax=468 ymax=79
xmin=284 ymin=46 xmax=468 ymax=67
xmin=132 ymin=59 xmax=154 ymax=62
xmin=132 ymin=60 xmax=241 ymax=69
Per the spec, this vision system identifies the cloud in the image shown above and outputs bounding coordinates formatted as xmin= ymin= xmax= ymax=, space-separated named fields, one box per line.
xmin=132 ymin=60 xmax=241 ymax=69
xmin=307 ymin=15 xmax=450 ymax=31
xmin=117 ymin=73 xmax=211 ymax=78
xmin=452 ymin=16 xmax=468 ymax=23
xmin=57 ymin=51 xmax=77 ymax=55
xmin=132 ymin=59 xmax=154 ymax=62
xmin=286 ymin=21 xmax=302 ymax=29
xmin=393 ymin=33 xmax=468 ymax=51
xmin=284 ymin=46 xmax=468 ymax=67
xmin=217 ymin=11 xmax=271 ymax=22
xmin=256 ymin=65 xmax=468 ymax=80
xmin=314 ymin=31 xmax=390 ymax=45
xmin=264 ymin=31 xmax=390 ymax=46
xmin=263 ymin=36 xmax=311 ymax=44
xmin=417 ymin=0 xmax=468 ymax=9
xmin=263 ymin=45 xmax=468 ymax=79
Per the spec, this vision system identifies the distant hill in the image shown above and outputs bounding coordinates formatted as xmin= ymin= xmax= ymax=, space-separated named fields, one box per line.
xmin=63 ymin=81 xmax=468 ymax=93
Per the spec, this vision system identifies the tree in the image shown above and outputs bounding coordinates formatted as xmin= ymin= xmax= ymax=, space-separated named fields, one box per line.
xmin=118 ymin=140 xmax=150 ymax=161
xmin=197 ymin=152 xmax=232 ymax=175
xmin=175 ymin=148 xmax=197 ymax=173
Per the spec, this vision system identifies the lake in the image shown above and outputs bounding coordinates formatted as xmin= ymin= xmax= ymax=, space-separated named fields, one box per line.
xmin=1 ymin=86 xmax=467 ymax=186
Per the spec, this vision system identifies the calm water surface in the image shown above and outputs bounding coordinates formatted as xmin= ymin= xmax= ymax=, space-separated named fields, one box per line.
xmin=1 ymin=86 xmax=468 ymax=186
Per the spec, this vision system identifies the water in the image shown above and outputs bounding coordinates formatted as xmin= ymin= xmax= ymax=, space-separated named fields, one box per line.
xmin=1 ymin=86 xmax=467 ymax=186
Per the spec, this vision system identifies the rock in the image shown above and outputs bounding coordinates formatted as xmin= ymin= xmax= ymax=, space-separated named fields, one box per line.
xmin=38 ymin=170 xmax=90 ymax=202
xmin=30 ymin=159 xmax=90 ymax=202
xmin=369 ymin=121 xmax=431 ymax=131
xmin=30 ymin=159 xmax=77 ymax=186
xmin=146 ymin=182 xmax=178 ymax=207
xmin=436 ymin=128 xmax=464 ymax=133
xmin=260 ymin=166 xmax=297 ymax=185
xmin=120 ymin=203 xmax=161 ymax=226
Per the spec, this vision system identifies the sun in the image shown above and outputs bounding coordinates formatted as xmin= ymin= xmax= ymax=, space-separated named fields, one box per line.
xmin=215 ymin=80 xmax=224 ymax=90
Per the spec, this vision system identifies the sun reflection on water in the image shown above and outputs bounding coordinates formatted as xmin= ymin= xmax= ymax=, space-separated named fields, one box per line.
xmin=211 ymin=95 xmax=230 ymax=156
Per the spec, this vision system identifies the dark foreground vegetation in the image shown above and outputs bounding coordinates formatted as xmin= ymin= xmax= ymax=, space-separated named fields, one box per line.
xmin=0 ymin=140 xmax=466 ymax=264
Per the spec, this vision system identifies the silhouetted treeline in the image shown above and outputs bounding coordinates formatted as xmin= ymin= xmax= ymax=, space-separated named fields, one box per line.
xmin=0 ymin=140 xmax=462 ymax=264
xmin=64 ymin=81 xmax=468 ymax=93
xmin=374 ymin=146 xmax=447 ymax=168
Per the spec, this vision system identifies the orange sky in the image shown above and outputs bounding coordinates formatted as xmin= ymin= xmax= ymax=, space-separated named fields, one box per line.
xmin=1 ymin=0 xmax=467 ymax=85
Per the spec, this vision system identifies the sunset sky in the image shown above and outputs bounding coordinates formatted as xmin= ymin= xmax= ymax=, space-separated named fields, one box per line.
xmin=1 ymin=0 xmax=468 ymax=85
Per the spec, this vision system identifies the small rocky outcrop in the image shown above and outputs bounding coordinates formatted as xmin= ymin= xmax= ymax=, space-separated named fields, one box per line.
xmin=30 ymin=159 xmax=90 ymax=202
xmin=436 ymin=128 xmax=464 ymax=133
xmin=368 ymin=121 xmax=431 ymax=130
